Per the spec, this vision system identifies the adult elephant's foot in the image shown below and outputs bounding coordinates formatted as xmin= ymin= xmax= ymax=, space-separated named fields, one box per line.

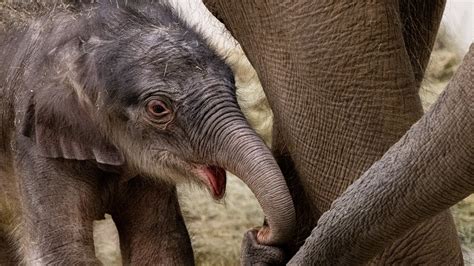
xmin=241 ymin=229 xmax=286 ymax=266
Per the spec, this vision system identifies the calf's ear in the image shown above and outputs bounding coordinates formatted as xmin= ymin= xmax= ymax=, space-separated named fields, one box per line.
xmin=21 ymin=88 xmax=124 ymax=166
xmin=19 ymin=32 xmax=124 ymax=166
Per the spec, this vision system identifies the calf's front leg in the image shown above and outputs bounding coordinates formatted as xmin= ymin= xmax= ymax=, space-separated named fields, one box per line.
xmin=112 ymin=178 xmax=194 ymax=265
xmin=16 ymin=143 xmax=104 ymax=264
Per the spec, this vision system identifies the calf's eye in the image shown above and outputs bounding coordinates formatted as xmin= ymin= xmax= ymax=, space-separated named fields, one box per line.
xmin=147 ymin=99 xmax=171 ymax=117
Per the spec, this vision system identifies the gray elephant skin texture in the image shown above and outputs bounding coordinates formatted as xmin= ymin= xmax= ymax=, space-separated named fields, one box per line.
xmin=205 ymin=0 xmax=472 ymax=265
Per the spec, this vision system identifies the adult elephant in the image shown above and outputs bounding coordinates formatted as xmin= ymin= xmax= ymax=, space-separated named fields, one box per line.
xmin=204 ymin=0 xmax=471 ymax=264
xmin=287 ymin=45 xmax=473 ymax=264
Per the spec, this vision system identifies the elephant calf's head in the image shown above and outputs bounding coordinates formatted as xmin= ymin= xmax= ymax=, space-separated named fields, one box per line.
xmin=21 ymin=2 xmax=295 ymax=245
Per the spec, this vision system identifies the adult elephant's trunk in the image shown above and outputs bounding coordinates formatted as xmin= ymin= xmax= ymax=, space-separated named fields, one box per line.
xmin=188 ymin=87 xmax=296 ymax=245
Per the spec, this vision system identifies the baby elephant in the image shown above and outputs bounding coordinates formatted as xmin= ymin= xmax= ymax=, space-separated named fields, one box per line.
xmin=0 ymin=1 xmax=295 ymax=264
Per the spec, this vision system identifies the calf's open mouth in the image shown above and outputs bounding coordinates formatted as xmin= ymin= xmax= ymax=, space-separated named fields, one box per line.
xmin=193 ymin=165 xmax=227 ymax=200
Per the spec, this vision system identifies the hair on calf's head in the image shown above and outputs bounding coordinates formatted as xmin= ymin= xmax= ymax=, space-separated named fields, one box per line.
xmin=75 ymin=2 xmax=234 ymax=106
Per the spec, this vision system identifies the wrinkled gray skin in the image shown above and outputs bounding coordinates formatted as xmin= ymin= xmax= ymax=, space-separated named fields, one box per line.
xmin=0 ymin=1 xmax=295 ymax=264
xmin=288 ymin=45 xmax=473 ymax=265
xmin=204 ymin=0 xmax=472 ymax=265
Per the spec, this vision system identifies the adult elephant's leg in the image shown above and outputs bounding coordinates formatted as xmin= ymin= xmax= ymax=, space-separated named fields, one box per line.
xmin=111 ymin=178 xmax=194 ymax=265
xmin=204 ymin=0 xmax=462 ymax=263
xmin=289 ymin=46 xmax=474 ymax=265
xmin=399 ymin=0 xmax=446 ymax=86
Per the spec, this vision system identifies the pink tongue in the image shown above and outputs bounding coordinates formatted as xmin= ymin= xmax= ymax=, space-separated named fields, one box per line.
xmin=205 ymin=166 xmax=226 ymax=199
